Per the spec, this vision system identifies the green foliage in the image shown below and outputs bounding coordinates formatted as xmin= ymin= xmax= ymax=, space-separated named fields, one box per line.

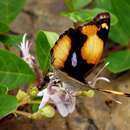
xmin=43 ymin=31 xmax=59 ymax=48
xmin=0 ymin=35 xmax=23 ymax=46
xmin=36 ymin=31 xmax=59 ymax=73
xmin=0 ymin=49 xmax=36 ymax=90
xmin=32 ymin=104 xmax=39 ymax=113
xmin=0 ymin=0 xmax=26 ymax=46
xmin=0 ymin=23 xmax=10 ymax=32
xmin=0 ymin=0 xmax=26 ymax=32
xmin=106 ymin=50 xmax=130 ymax=73
xmin=64 ymin=0 xmax=92 ymax=11
xmin=0 ymin=87 xmax=7 ymax=94
xmin=62 ymin=8 xmax=118 ymax=25
xmin=95 ymin=0 xmax=130 ymax=45
xmin=0 ymin=94 xmax=18 ymax=118
xmin=0 ymin=0 xmax=130 ymax=120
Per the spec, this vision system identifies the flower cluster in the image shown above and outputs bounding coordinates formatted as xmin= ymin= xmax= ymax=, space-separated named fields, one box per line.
xmin=37 ymin=74 xmax=76 ymax=117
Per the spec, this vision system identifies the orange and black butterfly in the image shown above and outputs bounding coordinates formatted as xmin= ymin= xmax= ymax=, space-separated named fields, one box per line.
xmin=51 ymin=12 xmax=110 ymax=83
xmin=51 ymin=12 xmax=130 ymax=97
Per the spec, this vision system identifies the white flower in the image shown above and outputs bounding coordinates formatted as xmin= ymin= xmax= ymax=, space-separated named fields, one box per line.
xmin=18 ymin=33 xmax=35 ymax=68
xmin=37 ymin=76 xmax=76 ymax=117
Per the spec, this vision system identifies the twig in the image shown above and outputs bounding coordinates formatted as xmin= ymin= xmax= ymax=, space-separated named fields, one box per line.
xmin=15 ymin=110 xmax=32 ymax=118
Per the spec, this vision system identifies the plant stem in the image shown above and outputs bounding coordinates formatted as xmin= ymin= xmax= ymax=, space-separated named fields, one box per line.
xmin=15 ymin=110 xmax=32 ymax=118
xmin=33 ymin=62 xmax=43 ymax=89
xmin=30 ymin=100 xmax=41 ymax=104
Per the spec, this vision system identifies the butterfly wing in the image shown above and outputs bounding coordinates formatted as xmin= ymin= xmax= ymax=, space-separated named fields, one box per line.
xmin=79 ymin=12 xmax=110 ymax=65
xmin=51 ymin=12 xmax=110 ymax=83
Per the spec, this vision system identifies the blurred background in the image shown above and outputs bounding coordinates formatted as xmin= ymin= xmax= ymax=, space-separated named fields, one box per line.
xmin=11 ymin=0 xmax=72 ymax=35
xmin=1 ymin=0 xmax=130 ymax=130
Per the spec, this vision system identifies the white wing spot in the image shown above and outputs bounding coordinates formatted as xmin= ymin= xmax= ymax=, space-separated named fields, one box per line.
xmin=71 ymin=52 xmax=77 ymax=67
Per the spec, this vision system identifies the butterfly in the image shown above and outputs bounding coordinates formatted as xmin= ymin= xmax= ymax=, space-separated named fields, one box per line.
xmin=50 ymin=12 xmax=130 ymax=97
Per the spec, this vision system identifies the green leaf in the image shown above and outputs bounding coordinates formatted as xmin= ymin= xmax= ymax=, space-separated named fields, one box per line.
xmin=36 ymin=31 xmax=59 ymax=73
xmin=95 ymin=0 xmax=130 ymax=45
xmin=0 ymin=22 xmax=9 ymax=32
xmin=32 ymin=104 xmax=39 ymax=113
xmin=64 ymin=0 xmax=92 ymax=11
xmin=0 ymin=87 xmax=7 ymax=94
xmin=43 ymin=31 xmax=59 ymax=48
xmin=61 ymin=8 xmax=118 ymax=26
xmin=0 ymin=35 xmax=23 ymax=46
xmin=0 ymin=0 xmax=26 ymax=24
xmin=0 ymin=94 xmax=18 ymax=118
xmin=0 ymin=49 xmax=36 ymax=90
xmin=105 ymin=50 xmax=130 ymax=73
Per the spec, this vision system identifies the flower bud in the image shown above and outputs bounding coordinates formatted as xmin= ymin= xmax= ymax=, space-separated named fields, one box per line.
xmin=76 ymin=90 xmax=95 ymax=97
xmin=16 ymin=90 xmax=30 ymax=104
xmin=31 ymin=105 xmax=55 ymax=119
xmin=39 ymin=105 xmax=55 ymax=118
xmin=28 ymin=86 xmax=39 ymax=97
xmin=82 ymin=90 xmax=95 ymax=97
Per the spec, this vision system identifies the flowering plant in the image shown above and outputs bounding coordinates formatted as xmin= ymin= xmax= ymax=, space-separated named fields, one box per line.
xmin=0 ymin=32 xmax=97 ymax=119
xmin=0 ymin=0 xmax=130 ymax=121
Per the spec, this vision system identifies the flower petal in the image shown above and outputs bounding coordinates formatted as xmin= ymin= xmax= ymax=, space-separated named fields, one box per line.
xmin=51 ymin=93 xmax=69 ymax=117
xmin=23 ymin=33 xmax=27 ymax=44
xmin=50 ymin=91 xmax=76 ymax=117
xmin=55 ymin=102 xmax=69 ymax=117
xmin=37 ymin=89 xmax=47 ymax=96
xmin=38 ymin=89 xmax=50 ymax=109
xmin=67 ymin=96 xmax=76 ymax=113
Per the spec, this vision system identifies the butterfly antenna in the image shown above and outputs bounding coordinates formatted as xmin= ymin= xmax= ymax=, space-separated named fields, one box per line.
xmin=87 ymin=78 xmax=130 ymax=98
xmin=93 ymin=62 xmax=109 ymax=82
xmin=101 ymin=92 xmax=122 ymax=104
xmin=96 ymin=88 xmax=130 ymax=97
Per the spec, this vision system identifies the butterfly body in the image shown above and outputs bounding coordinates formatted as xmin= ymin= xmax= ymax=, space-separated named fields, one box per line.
xmin=51 ymin=12 xmax=110 ymax=83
